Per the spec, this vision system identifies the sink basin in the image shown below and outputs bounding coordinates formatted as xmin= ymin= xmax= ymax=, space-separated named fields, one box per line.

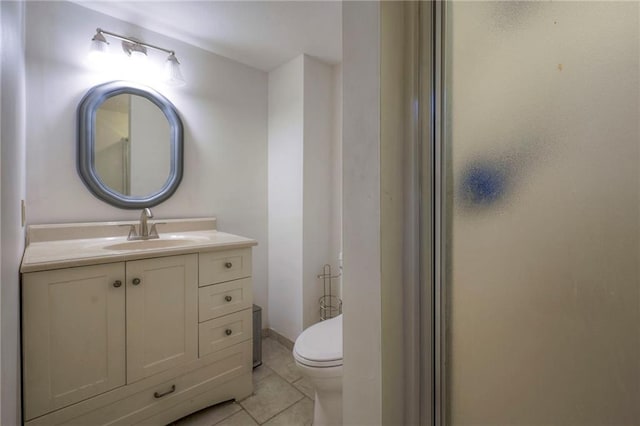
xmin=104 ymin=238 xmax=206 ymax=251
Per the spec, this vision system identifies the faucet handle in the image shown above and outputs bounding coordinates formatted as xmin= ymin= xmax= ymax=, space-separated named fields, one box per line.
xmin=119 ymin=224 xmax=138 ymax=240
xmin=148 ymin=222 xmax=166 ymax=239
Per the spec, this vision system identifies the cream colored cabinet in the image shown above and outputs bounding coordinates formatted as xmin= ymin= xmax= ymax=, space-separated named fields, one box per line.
xmin=126 ymin=255 xmax=198 ymax=383
xmin=22 ymin=247 xmax=254 ymax=426
xmin=197 ymin=249 xmax=254 ymax=357
xmin=22 ymin=263 xmax=126 ymax=420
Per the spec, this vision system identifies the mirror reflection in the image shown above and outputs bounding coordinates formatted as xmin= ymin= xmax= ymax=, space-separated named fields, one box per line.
xmin=95 ymin=94 xmax=170 ymax=197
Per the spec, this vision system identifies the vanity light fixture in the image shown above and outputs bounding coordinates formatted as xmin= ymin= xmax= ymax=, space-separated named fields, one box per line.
xmin=88 ymin=28 xmax=186 ymax=87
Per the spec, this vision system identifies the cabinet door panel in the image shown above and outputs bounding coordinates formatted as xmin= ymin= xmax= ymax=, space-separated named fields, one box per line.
xmin=127 ymin=254 xmax=198 ymax=383
xmin=22 ymin=263 xmax=126 ymax=420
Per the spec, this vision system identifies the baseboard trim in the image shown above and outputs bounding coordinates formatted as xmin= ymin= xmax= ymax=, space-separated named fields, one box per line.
xmin=266 ymin=328 xmax=294 ymax=350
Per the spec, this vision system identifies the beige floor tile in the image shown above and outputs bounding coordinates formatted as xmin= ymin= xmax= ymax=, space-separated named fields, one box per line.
xmin=214 ymin=410 xmax=259 ymax=426
xmin=292 ymin=377 xmax=315 ymax=400
xmin=265 ymin=355 xmax=301 ymax=383
xmin=262 ymin=398 xmax=314 ymax=426
xmin=239 ymin=374 xmax=304 ymax=423
xmin=252 ymin=364 xmax=274 ymax=383
xmin=262 ymin=338 xmax=301 ymax=383
xmin=174 ymin=400 xmax=241 ymax=426
xmin=262 ymin=338 xmax=289 ymax=361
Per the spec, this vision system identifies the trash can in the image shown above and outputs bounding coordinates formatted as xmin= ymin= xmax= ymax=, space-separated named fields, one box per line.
xmin=252 ymin=304 xmax=262 ymax=368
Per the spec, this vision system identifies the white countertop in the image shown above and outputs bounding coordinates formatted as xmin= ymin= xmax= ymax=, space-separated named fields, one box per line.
xmin=21 ymin=218 xmax=257 ymax=273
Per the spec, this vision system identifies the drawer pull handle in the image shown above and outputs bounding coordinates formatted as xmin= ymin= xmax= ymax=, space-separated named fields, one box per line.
xmin=113 ymin=280 xmax=122 ymax=288
xmin=225 ymin=295 xmax=233 ymax=302
xmin=224 ymin=262 xmax=233 ymax=269
xmin=154 ymin=384 xmax=176 ymax=399
xmin=225 ymin=329 xmax=233 ymax=336
xmin=132 ymin=278 xmax=141 ymax=285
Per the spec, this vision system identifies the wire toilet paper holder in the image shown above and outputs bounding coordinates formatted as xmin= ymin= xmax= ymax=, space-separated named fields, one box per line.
xmin=317 ymin=264 xmax=342 ymax=321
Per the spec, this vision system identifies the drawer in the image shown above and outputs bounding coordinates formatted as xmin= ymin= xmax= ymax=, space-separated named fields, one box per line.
xmin=199 ymin=309 xmax=252 ymax=358
xmin=26 ymin=341 xmax=252 ymax=426
xmin=199 ymin=248 xmax=252 ymax=286
xmin=199 ymin=278 xmax=252 ymax=322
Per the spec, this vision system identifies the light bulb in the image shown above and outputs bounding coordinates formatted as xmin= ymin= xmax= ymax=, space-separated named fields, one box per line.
xmin=164 ymin=53 xmax=185 ymax=87
xmin=87 ymin=31 xmax=109 ymax=67
xmin=127 ymin=43 xmax=148 ymax=63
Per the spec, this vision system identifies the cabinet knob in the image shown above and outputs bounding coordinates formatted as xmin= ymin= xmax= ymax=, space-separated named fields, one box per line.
xmin=225 ymin=295 xmax=233 ymax=302
xmin=113 ymin=280 xmax=122 ymax=288
xmin=132 ymin=278 xmax=141 ymax=285
xmin=225 ymin=329 xmax=233 ymax=336
xmin=224 ymin=262 xmax=233 ymax=269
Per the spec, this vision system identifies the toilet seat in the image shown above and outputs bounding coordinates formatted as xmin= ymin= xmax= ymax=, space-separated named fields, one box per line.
xmin=293 ymin=314 xmax=343 ymax=368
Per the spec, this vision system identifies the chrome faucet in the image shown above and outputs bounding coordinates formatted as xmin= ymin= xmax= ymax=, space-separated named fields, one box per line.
xmin=139 ymin=208 xmax=153 ymax=238
xmin=122 ymin=208 xmax=163 ymax=241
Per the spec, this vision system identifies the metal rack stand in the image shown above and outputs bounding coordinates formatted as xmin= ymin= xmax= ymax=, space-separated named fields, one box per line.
xmin=317 ymin=264 xmax=342 ymax=320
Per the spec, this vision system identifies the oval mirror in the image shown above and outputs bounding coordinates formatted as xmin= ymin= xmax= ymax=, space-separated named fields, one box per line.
xmin=78 ymin=81 xmax=183 ymax=209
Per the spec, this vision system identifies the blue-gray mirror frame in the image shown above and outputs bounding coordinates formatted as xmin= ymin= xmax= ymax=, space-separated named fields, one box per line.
xmin=77 ymin=81 xmax=183 ymax=209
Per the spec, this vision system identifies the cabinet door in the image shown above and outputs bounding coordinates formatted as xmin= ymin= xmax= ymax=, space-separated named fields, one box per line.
xmin=126 ymin=254 xmax=198 ymax=383
xmin=22 ymin=263 xmax=126 ymax=421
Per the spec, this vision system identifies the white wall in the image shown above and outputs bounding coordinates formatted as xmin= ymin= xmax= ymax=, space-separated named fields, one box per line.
xmin=268 ymin=54 xmax=338 ymax=341
xmin=267 ymin=55 xmax=304 ymax=341
xmin=24 ymin=1 xmax=269 ymax=325
xmin=331 ymin=64 xmax=343 ymax=297
xmin=342 ymin=2 xmax=382 ymax=424
xmin=0 ymin=1 xmax=27 ymax=424
xmin=302 ymin=55 xmax=334 ymax=330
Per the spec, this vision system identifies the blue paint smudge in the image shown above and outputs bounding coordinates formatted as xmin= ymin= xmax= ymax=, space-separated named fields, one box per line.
xmin=461 ymin=163 xmax=508 ymax=206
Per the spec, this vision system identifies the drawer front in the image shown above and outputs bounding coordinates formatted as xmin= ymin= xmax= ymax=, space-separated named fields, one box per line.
xmin=199 ymin=309 xmax=252 ymax=358
xmin=198 ymin=278 xmax=252 ymax=322
xmin=26 ymin=341 xmax=252 ymax=426
xmin=199 ymin=249 xmax=252 ymax=286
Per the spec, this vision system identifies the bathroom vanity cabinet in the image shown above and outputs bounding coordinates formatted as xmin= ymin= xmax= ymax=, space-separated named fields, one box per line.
xmin=20 ymin=219 xmax=256 ymax=425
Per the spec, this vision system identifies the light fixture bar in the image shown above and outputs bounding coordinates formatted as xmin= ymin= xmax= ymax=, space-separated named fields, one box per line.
xmin=96 ymin=28 xmax=175 ymax=56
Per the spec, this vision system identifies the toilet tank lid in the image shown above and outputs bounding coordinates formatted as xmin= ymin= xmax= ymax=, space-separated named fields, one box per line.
xmin=293 ymin=314 xmax=343 ymax=363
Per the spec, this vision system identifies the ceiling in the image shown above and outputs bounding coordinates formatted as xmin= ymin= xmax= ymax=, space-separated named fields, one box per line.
xmin=74 ymin=1 xmax=342 ymax=72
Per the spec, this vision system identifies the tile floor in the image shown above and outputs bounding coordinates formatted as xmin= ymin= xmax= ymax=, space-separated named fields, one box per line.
xmin=171 ymin=337 xmax=314 ymax=426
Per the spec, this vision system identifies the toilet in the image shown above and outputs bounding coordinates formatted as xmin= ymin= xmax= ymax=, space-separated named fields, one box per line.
xmin=293 ymin=314 xmax=343 ymax=426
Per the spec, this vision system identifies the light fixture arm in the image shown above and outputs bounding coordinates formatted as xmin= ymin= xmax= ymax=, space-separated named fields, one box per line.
xmin=96 ymin=28 xmax=176 ymax=56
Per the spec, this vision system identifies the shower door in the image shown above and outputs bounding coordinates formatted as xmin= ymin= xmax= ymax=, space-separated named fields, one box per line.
xmin=436 ymin=2 xmax=640 ymax=424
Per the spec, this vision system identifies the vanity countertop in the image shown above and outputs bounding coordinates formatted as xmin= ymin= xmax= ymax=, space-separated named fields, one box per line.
xmin=21 ymin=218 xmax=257 ymax=273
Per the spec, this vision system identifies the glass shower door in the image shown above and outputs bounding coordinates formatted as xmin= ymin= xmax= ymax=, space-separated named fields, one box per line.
xmin=441 ymin=2 xmax=640 ymax=424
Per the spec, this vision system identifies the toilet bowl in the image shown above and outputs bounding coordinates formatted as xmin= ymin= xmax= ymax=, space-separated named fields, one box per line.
xmin=293 ymin=314 xmax=343 ymax=426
